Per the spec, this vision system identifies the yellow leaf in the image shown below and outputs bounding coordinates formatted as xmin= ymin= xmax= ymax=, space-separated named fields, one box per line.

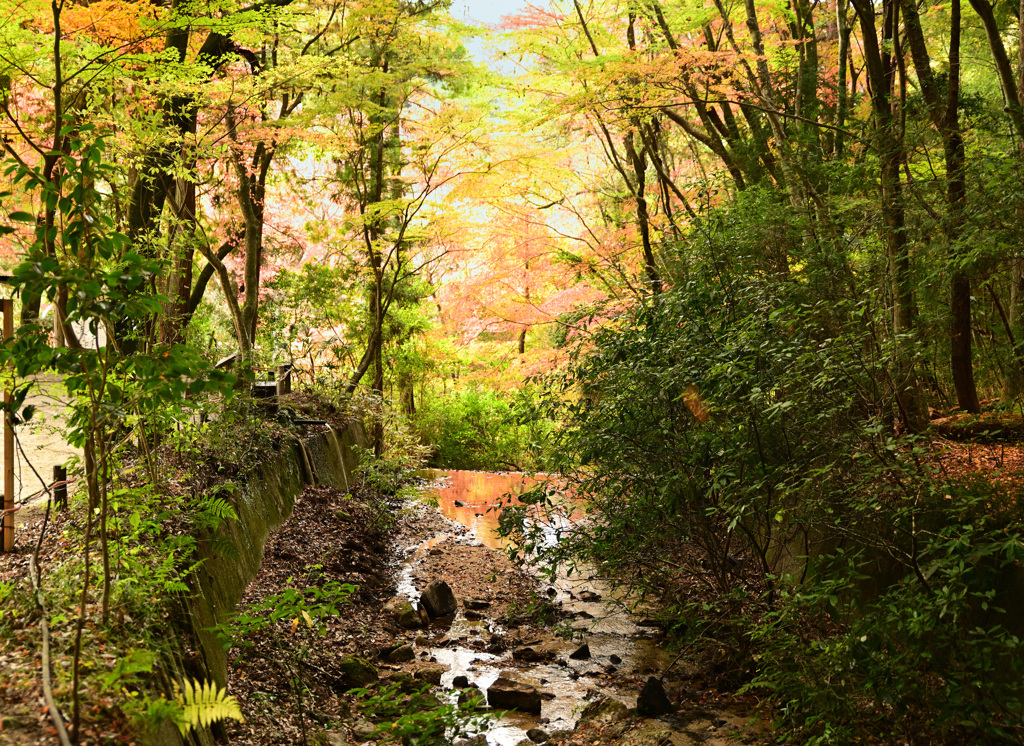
xmin=301 ymin=610 xmax=312 ymax=627
xmin=290 ymin=617 xmax=299 ymax=634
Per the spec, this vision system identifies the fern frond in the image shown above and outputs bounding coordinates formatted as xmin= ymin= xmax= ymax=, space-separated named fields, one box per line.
xmin=173 ymin=677 xmax=245 ymax=734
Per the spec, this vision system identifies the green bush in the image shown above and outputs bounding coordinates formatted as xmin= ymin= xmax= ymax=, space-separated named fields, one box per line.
xmin=525 ymin=261 xmax=1024 ymax=741
xmin=415 ymin=387 xmax=549 ymax=471
xmin=748 ymin=488 xmax=1024 ymax=743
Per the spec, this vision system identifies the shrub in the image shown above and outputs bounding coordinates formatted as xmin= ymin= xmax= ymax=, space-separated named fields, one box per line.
xmin=415 ymin=386 xmax=549 ymax=471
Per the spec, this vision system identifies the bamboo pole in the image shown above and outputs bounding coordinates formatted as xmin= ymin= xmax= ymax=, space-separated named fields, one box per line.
xmin=3 ymin=298 xmax=13 ymax=552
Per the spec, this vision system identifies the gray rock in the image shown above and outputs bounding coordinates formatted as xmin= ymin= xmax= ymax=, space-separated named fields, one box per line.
xmin=458 ymin=685 xmax=486 ymax=706
xmin=569 ymin=643 xmax=591 ymax=660
xmin=609 ymin=653 xmax=622 ymax=664
xmin=350 ymin=719 xmax=377 ymax=742
xmin=465 ymin=609 xmax=485 ymax=620
xmin=487 ymin=676 xmax=542 ymax=713
xmin=579 ymin=696 xmax=630 ymax=724
xmin=464 ymin=597 xmax=491 ymax=610
xmin=527 ymin=728 xmax=549 ymax=742
xmin=512 ymin=644 xmax=558 ymax=663
xmin=420 ymin=580 xmax=458 ymax=618
xmin=454 ymin=499 xmax=467 ymax=507
xmin=338 ymin=655 xmax=378 ymax=687
xmin=452 ymin=674 xmax=470 ymax=688
xmin=636 ymin=676 xmax=674 ymax=717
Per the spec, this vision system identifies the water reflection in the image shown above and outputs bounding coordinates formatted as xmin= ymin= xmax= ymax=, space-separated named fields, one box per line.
xmin=407 ymin=469 xmax=670 ymax=746
xmin=417 ymin=469 xmax=542 ymax=550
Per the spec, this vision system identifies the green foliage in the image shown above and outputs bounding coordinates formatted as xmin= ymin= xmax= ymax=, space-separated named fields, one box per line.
xmin=173 ymin=678 xmax=245 ymax=734
xmin=215 ymin=580 xmax=357 ymax=654
xmin=747 ymin=490 xmax=1024 ymax=743
xmin=415 ymin=386 xmax=550 ymax=471
xmin=350 ymin=682 xmax=491 ymax=746
xmin=534 ymin=248 xmax=1024 ymax=740
xmin=261 ymin=263 xmax=361 ymax=383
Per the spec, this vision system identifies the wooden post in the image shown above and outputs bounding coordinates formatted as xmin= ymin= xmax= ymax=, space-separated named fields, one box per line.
xmin=2 ymin=298 xmax=13 ymax=552
xmin=53 ymin=465 xmax=67 ymax=510
xmin=276 ymin=364 xmax=292 ymax=397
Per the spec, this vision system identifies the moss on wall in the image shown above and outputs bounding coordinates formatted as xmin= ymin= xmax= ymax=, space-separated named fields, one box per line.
xmin=151 ymin=422 xmax=366 ymax=746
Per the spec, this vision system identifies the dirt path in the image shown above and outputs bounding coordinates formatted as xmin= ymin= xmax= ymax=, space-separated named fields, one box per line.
xmin=11 ymin=375 xmax=79 ymax=527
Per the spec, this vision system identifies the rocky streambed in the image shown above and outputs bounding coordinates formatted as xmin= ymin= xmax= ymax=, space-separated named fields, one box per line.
xmin=378 ymin=470 xmax=764 ymax=746
xmin=226 ymin=472 xmax=764 ymax=746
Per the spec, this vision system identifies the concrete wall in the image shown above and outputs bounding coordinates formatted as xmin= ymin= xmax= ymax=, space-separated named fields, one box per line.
xmin=151 ymin=422 xmax=366 ymax=746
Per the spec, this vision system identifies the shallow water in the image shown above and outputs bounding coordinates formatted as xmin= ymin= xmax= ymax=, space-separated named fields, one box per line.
xmin=402 ymin=470 xmax=669 ymax=745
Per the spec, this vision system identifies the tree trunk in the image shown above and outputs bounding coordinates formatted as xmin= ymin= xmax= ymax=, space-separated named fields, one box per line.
xmin=1004 ymin=259 xmax=1024 ymax=401
xmin=853 ymin=0 xmax=925 ymax=428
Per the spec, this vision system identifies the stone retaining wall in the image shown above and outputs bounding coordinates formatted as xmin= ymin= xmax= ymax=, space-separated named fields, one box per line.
xmin=153 ymin=423 xmax=366 ymax=746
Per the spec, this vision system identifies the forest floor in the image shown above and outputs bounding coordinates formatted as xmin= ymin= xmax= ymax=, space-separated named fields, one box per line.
xmin=2 ymin=430 xmax=1023 ymax=745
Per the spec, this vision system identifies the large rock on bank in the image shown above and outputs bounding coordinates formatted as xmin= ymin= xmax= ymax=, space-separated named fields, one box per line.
xmin=487 ymin=676 xmax=542 ymax=714
xmin=419 ymin=580 xmax=458 ymax=618
xmin=383 ymin=597 xmax=427 ymax=629
xmin=338 ymin=655 xmax=378 ymax=687
xmin=636 ymin=676 xmax=674 ymax=717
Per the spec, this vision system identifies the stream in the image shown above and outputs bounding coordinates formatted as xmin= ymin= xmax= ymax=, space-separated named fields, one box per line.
xmin=397 ymin=470 xmax=669 ymax=745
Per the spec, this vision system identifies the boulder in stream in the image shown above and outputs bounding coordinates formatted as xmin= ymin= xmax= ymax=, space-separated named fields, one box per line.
xmin=636 ymin=676 xmax=674 ymax=717
xmin=458 ymin=685 xmax=487 ymax=707
xmin=512 ymin=644 xmax=559 ymax=663
xmin=420 ymin=580 xmax=458 ymax=618
xmin=569 ymin=643 xmax=591 ymax=660
xmin=413 ymin=662 xmax=448 ymax=685
xmin=487 ymin=676 xmax=542 ymax=714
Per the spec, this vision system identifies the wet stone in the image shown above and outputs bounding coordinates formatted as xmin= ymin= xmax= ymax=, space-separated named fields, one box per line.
xmin=527 ymin=728 xmax=550 ymax=743
xmin=569 ymin=643 xmax=591 ymax=660
xmin=636 ymin=676 xmax=674 ymax=717
xmin=464 ymin=597 xmax=491 ymax=610
xmin=420 ymin=580 xmax=458 ymax=618
xmin=487 ymin=676 xmax=542 ymax=714
xmin=512 ymin=644 xmax=558 ymax=663
xmin=580 ymin=696 xmax=630 ymax=724
xmin=414 ymin=662 xmax=448 ymax=685
xmin=458 ymin=686 xmax=486 ymax=707
xmin=452 ymin=674 xmax=470 ymax=688
xmin=383 ymin=597 xmax=426 ymax=630
xmin=385 ymin=644 xmax=415 ymax=663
